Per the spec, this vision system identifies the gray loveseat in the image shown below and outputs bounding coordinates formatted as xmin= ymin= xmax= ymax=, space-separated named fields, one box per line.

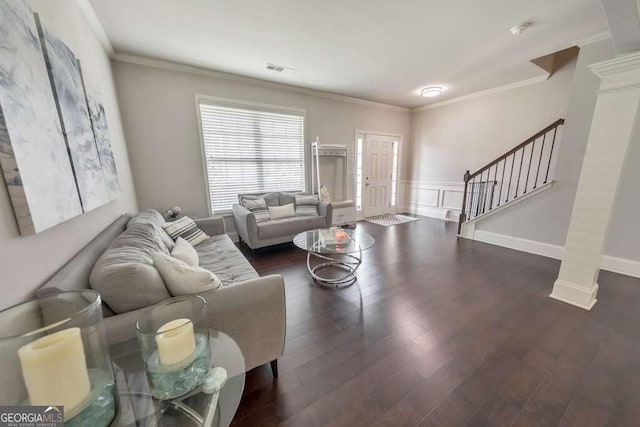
xmin=36 ymin=210 xmax=286 ymax=374
xmin=232 ymin=192 xmax=332 ymax=249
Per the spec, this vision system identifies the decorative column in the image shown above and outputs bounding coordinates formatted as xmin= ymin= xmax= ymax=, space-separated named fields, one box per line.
xmin=551 ymin=52 xmax=640 ymax=310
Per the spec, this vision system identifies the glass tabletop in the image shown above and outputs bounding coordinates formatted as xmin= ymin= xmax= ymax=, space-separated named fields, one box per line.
xmin=109 ymin=329 xmax=245 ymax=427
xmin=293 ymin=228 xmax=375 ymax=254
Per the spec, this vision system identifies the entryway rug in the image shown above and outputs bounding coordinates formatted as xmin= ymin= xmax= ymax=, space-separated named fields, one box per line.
xmin=364 ymin=214 xmax=420 ymax=227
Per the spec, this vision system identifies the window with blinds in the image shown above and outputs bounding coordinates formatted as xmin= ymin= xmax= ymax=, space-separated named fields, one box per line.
xmin=198 ymin=100 xmax=305 ymax=213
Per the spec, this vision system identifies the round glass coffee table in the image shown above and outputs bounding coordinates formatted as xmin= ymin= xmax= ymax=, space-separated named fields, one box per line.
xmin=293 ymin=228 xmax=375 ymax=288
xmin=109 ymin=329 xmax=245 ymax=426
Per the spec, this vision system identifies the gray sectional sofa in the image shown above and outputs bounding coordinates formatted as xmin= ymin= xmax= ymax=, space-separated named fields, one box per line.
xmin=36 ymin=210 xmax=286 ymax=374
xmin=233 ymin=191 xmax=332 ymax=249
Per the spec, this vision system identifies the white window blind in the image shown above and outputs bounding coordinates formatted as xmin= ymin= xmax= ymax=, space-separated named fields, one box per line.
xmin=198 ymin=101 xmax=305 ymax=213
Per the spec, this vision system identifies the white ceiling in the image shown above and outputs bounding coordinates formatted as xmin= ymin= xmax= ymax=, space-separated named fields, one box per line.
xmin=89 ymin=0 xmax=608 ymax=108
xmin=601 ymin=0 xmax=640 ymax=53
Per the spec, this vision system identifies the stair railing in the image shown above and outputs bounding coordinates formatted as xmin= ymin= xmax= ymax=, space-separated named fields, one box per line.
xmin=458 ymin=119 xmax=565 ymax=234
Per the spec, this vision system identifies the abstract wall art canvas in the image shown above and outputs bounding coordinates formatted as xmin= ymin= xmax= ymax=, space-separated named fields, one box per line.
xmin=0 ymin=0 xmax=82 ymax=235
xmin=84 ymin=87 xmax=120 ymax=200
xmin=35 ymin=13 xmax=110 ymax=212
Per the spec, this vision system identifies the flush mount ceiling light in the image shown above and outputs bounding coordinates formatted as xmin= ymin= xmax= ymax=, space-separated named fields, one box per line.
xmin=510 ymin=23 xmax=529 ymax=36
xmin=421 ymin=86 xmax=444 ymax=97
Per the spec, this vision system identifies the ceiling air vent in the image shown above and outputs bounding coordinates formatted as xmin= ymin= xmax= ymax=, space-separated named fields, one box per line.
xmin=266 ymin=63 xmax=294 ymax=74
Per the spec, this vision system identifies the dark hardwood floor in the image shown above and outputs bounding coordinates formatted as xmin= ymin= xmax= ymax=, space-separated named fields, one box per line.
xmin=232 ymin=216 xmax=640 ymax=426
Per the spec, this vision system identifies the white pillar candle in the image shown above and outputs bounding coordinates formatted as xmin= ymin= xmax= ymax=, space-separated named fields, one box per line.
xmin=18 ymin=327 xmax=91 ymax=412
xmin=156 ymin=318 xmax=196 ymax=366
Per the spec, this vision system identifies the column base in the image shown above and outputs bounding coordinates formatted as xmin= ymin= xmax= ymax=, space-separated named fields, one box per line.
xmin=550 ymin=279 xmax=598 ymax=310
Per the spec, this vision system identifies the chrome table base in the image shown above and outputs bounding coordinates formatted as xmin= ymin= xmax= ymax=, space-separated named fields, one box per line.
xmin=306 ymin=247 xmax=362 ymax=288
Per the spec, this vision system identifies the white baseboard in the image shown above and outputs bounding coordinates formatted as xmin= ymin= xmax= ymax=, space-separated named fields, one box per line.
xmin=407 ymin=205 xmax=458 ymax=222
xmin=474 ymin=230 xmax=564 ymax=259
xmin=472 ymin=230 xmax=640 ymax=279
xmin=602 ymin=255 xmax=640 ymax=278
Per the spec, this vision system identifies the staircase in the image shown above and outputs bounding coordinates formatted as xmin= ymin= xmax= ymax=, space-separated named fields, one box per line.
xmin=458 ymin=119 xmax=565 ymax=235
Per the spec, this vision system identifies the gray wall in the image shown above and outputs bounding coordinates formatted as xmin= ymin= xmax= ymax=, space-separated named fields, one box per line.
xmin=410 ymin=49 xmax=578 ymax=183
xmin=477 ymin=40 xmax=614 ymax=243
xmin=0 ymin=0 xmax=138 ymax=309
xmin=409 ymin=37 xmax=638 ymax=263
xmin=477 ymin=39 xmax=640 ymax=262
xmin=606 ymin=107 xmax=640 ymax=261
xmin=111 ymin=60 xmax=412 ymax=221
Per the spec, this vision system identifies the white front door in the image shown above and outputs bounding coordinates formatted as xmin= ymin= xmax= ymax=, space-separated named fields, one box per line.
xmin=364 ymin=135 xmax=395 ymax=217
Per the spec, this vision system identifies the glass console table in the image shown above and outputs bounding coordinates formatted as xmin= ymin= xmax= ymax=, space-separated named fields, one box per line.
xmin=109 ymin=329 xmax=245 ymax=426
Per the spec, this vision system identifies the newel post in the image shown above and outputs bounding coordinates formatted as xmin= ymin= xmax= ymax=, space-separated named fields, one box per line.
xmin=458 ymin=170 xmax=471 ymax=235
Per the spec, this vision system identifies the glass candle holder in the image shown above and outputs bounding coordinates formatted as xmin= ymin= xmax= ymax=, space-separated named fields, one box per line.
xmin=136 ymin=296 xmax=211 ymax=400
xmin=0 ymin=290 xmax=115 ymax=426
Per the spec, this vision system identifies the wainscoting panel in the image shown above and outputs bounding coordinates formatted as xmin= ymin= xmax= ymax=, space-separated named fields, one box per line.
xmin=412 ymin=187 xmax=439 ymax=207
xmin=441 ymin=188 xmax=464 ymax=211
xmin=402 ymin=180 xmax=464 ymax=221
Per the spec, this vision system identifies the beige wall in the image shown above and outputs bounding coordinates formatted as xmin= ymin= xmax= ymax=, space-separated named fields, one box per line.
xmin=0 ymin=0 xmax=138 ymax=309
xmin=111 ymin=59 xmax=411 ymax=221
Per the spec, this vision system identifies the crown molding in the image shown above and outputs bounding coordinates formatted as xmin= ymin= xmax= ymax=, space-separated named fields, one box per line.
xmin=68 ymin=2 xmax=610 ymax=114
xmin=75 ymin=0 xmax=113 ymax=55
xmin=590 ymin=52 xmax=640 ymax=92
xmin=111 ymin=52 xmax=411 ymax=113
xmin=590 ymin=51 xmax=640 ymax=78
xmin=574 ymin=31 xmax=612 ymax=48
xmin=411 ymin=73 xmax=549 ymax=112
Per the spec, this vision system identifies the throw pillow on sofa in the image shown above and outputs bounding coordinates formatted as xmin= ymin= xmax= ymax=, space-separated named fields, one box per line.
xmin=268 ymin=203 xmax=295 ymax=220
xmin=171 ymin=237 xmax=199 ymax=266
xmin=162 ymin=217 xmax=209 ymax=246
xmin=240 ymin=192 xmax=279 ymax=207
xmin=90 ymin=222 xmax=172 ymax=313
xmin=242 ymin=198 xmax=270 ymax=223
xmin=319 ymin=185 xmax=332 ymax=203
xmin=295 ymin=194 xmax=319 ymax=216
xmin=152 ymin=252 xmax=222 ymax=296
xmin=278 ymin=192 xmax=297 ymax=206
xmin=128 ymin=209 xmax=175 ymax=252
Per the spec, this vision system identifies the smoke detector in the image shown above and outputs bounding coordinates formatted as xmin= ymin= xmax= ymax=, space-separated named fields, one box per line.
xmin=510 ymin=23 xmax=529 ymax=36
xmin=266 ymin=63 xmax=294 ymax=74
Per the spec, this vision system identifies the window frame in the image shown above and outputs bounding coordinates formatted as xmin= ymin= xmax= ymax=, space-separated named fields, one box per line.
xmin=195 ymin=95 xmax=308 ymax=215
